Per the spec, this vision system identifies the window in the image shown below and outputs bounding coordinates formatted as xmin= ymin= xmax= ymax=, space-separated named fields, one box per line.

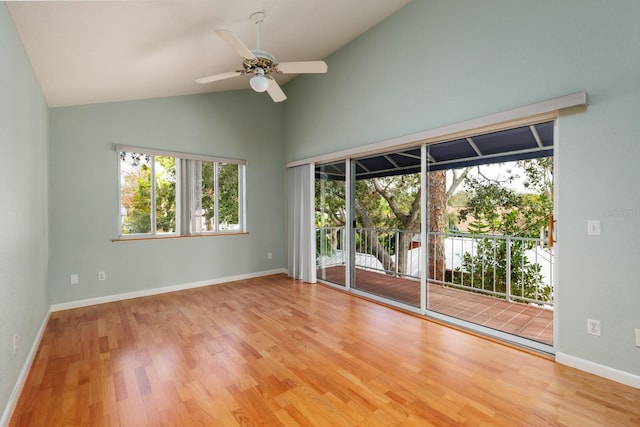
xmin=182 ymin=160 xmax=241 ymax=233
xmin=117 ymin=145 xmax=246 ymax=237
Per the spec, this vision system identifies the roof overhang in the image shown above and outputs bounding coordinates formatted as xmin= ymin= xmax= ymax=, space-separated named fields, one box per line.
xmin=317 ymin=121 xmax=554 ymax=180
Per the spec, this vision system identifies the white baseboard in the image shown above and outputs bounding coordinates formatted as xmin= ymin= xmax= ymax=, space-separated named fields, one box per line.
xmin=1 ymin=308 xmax=52 ymax=427
xmin=50 ymin=269 xmax=287 ymax=312
xmin=556 ymin=352 xmax=640 ymax=389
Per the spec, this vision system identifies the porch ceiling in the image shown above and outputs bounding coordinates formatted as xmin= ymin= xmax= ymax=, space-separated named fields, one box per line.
xmin=317 ymin=121 xmax=554 ymax=180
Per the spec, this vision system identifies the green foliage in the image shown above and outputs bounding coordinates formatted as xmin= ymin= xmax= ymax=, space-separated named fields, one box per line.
xmin=200 ymin=161 xmax=215 ymax=228
xmin=315 ymin=177 xmax=346 ymax=228
xmin=355 ymin=175 xmax=420 ymax=230
xmin=457 ymin=159 xmax=553 ymax=238
xmin=128 ymin=164 xmax=152 ymax=233
xmin=314 ymin=173 xmax=421 ymax=267
xmin=466 ymin=218 xmax=490 ymax=234
xmin=194 ymin=161 xmax=240 ymax=230
xmin=120 ymin=153 xmax=240 ymax=234
xmin=155 ymin=156 xmax=176 ymax=233
xmin=314 ymin=157 xmax=554 ymax=302
xmin=456 ymin=238 xmax=552 ymax=303
xmin=314 ymin=176 xmax=341 ymax=261
xmin=120 ymin=153 xmax=152 ymax=234
xmin=218 ymin=163 xmax=239 ymax=226
xmin=315 ymin=176 xmax=347 ymax=259
xmin=120 ymin=153 xmax=176 ymax=234
xmin=453 ymin=158 xmax=554 ymax=303
xmin=315 ymin=172 xmax=422 ymax=232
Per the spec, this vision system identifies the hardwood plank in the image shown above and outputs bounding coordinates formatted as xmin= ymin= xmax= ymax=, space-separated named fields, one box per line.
xmin=9 ymin=274 xmax=640 ymax=426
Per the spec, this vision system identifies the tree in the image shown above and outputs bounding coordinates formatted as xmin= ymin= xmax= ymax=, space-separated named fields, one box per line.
xmin=188 ymin=161 xmax=239 ymax=231
xmin=155 ymin=156 xmax=176 ymax=233
xmin=458 ymin=159 xmax=553 ymax=238
xmin=120 ymin=152 xmax=152 ymax=234
xmin=120 ymin=153 xmax=240 ymax=234
xmin=350 ymin=174 xmax=421 ymax=275
xmin=120 ymin=153 xmax=176 ymax=234
xmin=453 ymin=158 xmax=553 ymax=303
xmin=315 ymin=176 xmax=347 ymax=254
xmin=316 ymin=167 xmax=470 ymax=277
xmin=218 ymin=163 xmax=239 ymax=227
xmin=427 ymin=170 xmax=446 ymax=280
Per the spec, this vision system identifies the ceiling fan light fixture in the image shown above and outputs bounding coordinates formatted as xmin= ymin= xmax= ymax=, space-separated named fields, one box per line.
xmin=196 ymin=12 xmax=325 ymax=102
xmin=249 ymin=68 xmax=270 ymax=93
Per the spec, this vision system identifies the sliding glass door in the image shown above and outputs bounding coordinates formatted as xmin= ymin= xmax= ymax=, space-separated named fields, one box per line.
xmin=312 ymin=121 xmax=555 ymax=350
xmin=315 ymin=161 xmax=347 ymax=287
xmin=351 ymin=151 xmax=422 ymax=308
xmin=425 ymin=153 xmax=555 ymax=347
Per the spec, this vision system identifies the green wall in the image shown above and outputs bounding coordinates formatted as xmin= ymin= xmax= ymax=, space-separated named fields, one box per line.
xmin=284 ymin=0 xmax=640 ymax=378
xmin=49 ymin=91 xmax=286 ymax=304
xmin=0 ymin=2 xmax=50 ymax=422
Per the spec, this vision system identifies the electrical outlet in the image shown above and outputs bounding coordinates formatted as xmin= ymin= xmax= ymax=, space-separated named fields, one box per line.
xmin=635 ymin=329 xmax=640 ymax=347
xmin=587 ymin=319 xmax=601 ymax=336
xmin=98 ymin=271 xmax=106 ymax=281
xmin=70 ymin=274 xmax=79 ymax=285
xmin=267 ymin=252 xmax=272 ymax=259
xmin=13 ymin=333 xmax=19 ymax=355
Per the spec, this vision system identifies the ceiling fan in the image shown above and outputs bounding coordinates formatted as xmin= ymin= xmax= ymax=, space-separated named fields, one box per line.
xmin=195 ymin=12 xmax=328 ymax=102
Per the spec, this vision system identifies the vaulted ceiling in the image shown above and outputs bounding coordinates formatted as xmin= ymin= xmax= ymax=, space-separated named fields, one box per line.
xmin=7 ymin=0 xmax=410 ymax=107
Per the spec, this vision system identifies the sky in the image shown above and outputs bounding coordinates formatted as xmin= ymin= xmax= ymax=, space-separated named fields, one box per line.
xmin=447 ymin=160 xmax=540 ymax=194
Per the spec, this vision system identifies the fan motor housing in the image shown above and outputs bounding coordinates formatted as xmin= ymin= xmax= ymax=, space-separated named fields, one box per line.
xmin=243 ymin=50 xmax=279 ymax=75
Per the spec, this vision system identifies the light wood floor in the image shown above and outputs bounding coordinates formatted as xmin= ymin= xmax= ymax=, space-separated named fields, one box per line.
xmin=10 ymin=274 xmax=640 ymax=426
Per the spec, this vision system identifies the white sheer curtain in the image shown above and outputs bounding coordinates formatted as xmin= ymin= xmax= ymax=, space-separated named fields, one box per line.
xmin=287 ymin=164 xmax=316 ymax=283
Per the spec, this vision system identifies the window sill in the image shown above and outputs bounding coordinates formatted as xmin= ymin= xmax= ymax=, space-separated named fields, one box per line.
xmin=112 ymin=232 xmax=248 ymax=242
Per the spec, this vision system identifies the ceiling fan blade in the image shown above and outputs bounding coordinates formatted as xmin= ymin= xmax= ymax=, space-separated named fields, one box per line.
xmin=266 ymin=78 xmax=287 ymax=103
xmin=215 ymin=29 xmax=256 ymax=60
xmin=195 ymin=71 xmax=242 ymax=84
xmin=277 ymin=61 xmax=327 ymax=74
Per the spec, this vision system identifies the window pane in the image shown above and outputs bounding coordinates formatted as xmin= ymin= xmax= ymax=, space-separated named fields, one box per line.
xmin=120 ymin=152 xmax=152 ymax=234
xmin=155 ymin=156 xmax=176 ymax=233
xmin=218 ymin=163 xmax=239 ymax=230
xmin=196 ymin=160 xmax=215 ymax=232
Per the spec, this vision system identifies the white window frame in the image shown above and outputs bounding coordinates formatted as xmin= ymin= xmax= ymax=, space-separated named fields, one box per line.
xmin=116 ymin=144 xmax=247 ymax=238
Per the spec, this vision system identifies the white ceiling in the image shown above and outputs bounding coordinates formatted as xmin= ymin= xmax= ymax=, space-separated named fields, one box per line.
xmin=6 ymin=0 xmax=411 ymax=107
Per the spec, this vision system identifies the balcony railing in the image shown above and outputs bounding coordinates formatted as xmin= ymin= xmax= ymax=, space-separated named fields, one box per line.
xmin=316 ymin=227 xmax=553 ymax=307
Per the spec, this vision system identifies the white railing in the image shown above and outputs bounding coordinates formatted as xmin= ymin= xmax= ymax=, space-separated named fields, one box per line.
xmin=427 ymin=231 xmax=553 ymax=306
xmin=316 ymin=227 xmax=554 ymax=307
xmin=354 ymin=228 xmax=420 ymax=278
xmin=316 ymin=226 xmax=347 ymax=267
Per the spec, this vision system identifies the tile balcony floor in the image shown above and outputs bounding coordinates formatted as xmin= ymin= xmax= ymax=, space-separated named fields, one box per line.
xmin=318 ymin=266 xmax=553 ymax=346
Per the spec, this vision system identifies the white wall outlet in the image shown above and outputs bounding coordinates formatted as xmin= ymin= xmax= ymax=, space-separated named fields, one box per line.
xmin=70 ymin=274 xmax=79 ymax=285
xmin=267 ymin=252 xmax=272 ymax=259
xmin=587 ymin=318 xmax=601 ymax=336
xmin=13 ymin=333 xmax=19 ymax=355
xmin=635 ymin=329 xmax=640 ymax=347
xmin=587 ymin=220 xmax=601 ymax=236
xmin=98 ymin=271 xmax=106 ymax=281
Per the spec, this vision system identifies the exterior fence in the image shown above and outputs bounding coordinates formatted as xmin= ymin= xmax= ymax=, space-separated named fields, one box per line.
xmin=316 ymin=227 xmax=553 ymax=307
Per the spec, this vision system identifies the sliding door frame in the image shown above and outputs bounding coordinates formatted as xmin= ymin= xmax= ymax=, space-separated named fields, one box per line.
xmin=346 ymin=160 xmax=355 ymax=290
xmin=297 ymin=92 xmax=587 ymax=353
